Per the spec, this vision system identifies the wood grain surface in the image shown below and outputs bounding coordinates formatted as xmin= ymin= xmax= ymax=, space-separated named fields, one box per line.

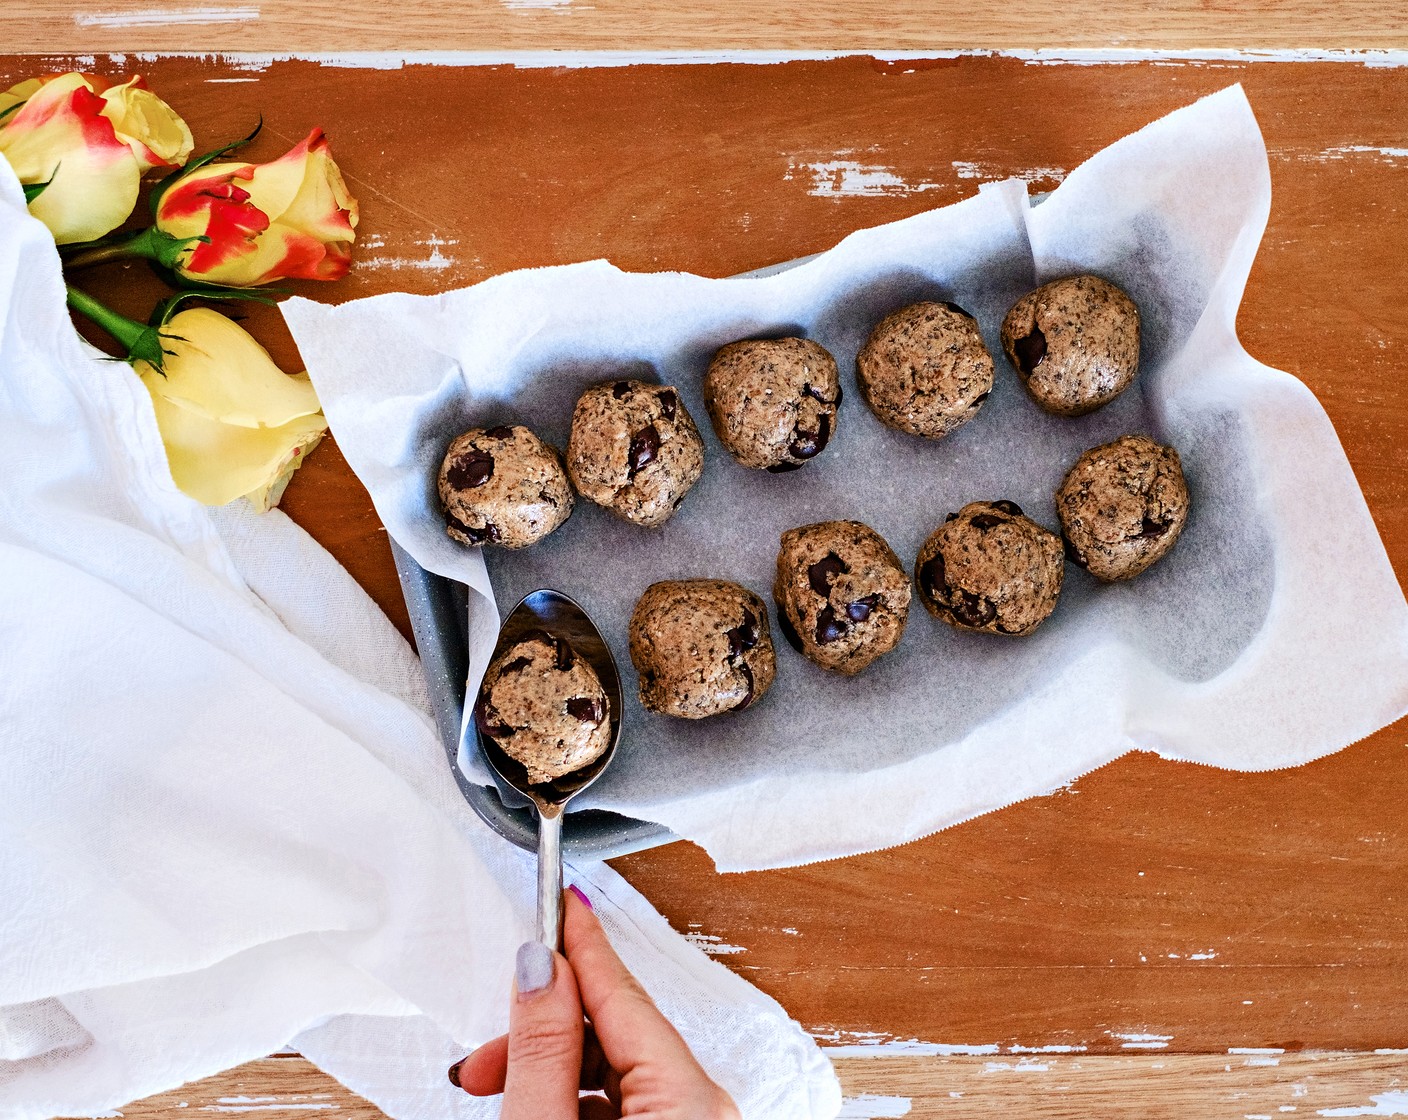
xmin=4 ymin=1 xmax=1407 ymax=54
xmin=89 ymin=1052 xmax=1408 ymax=1119
xmin=10 ymin=51 xmax=1407 ymax=1117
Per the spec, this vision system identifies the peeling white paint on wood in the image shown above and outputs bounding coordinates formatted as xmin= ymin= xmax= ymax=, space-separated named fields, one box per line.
xmin=952 ymin=160 xmax=1066 ymax=183
xmin=74 ymin=7 xmax=259 ymax=28
xmin=682 ymin=932 xmax=747 ymax=955
xmin=836 ymin=1094 xmax=913 ymax=1118
xmin=815 ymin=1028 xmax=1001 ymax=1057
xmin=1112 ymin=1030 xmax=1174 ymax=1050
xmin=786 ymin=159 xmax=942 ymax=199
xmin=1317 ymin=1091 xmax=1408 ymax=1117
xmin=203 ymin=1096 xmax=336 ymax=1113
xmin=46 ymin=48 xmax=1408 ymax=70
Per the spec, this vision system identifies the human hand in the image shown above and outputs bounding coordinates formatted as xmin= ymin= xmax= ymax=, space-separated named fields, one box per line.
xmin=449 ymin=885 xmax=740 ymax=1120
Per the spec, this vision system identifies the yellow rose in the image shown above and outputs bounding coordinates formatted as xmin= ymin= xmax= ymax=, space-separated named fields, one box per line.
xmin=136 ymin=308 xmax=327 ymax=509
xmin=155 ymin=128 xmax=358 ymax=286
xmin=0 ymin=72 xmax=193 ymax=244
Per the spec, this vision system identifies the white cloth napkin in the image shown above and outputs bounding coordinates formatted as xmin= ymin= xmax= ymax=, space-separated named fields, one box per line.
xmin=283 ymin=85 xmax=1408 ymax=871
xmin=0 ymin=165 xmax=840 ymax=1118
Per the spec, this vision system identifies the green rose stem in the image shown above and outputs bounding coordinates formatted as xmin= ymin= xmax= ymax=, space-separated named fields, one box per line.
xmin=62 ymin=226 xmax=206 ymax=272
xmin=65 ymin=284 xmax=171 ymax=372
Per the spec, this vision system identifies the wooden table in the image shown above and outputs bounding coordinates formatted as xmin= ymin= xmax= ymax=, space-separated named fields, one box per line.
xmin=6 ymin=13 xmax=1408 ymax=1117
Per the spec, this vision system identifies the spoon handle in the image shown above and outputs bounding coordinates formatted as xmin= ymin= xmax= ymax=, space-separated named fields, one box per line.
xmin=536 ymin=803 xmax=566 ymax=949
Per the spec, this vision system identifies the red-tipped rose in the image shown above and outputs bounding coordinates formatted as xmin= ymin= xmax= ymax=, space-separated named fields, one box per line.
xmin=0 ymin=72 xmax=193 ymax=244
xmin=155 ymin=128 xmax=358 ymax=286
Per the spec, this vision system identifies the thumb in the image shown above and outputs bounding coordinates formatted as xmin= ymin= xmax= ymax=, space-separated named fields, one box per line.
xmin=502 ymin=940 xmax=585 ymax=1120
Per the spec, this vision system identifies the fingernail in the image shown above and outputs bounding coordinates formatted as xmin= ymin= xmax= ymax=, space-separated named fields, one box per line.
xmin=447 ymin=1060 xmax=464 ymax=1087
xmin=515 ymin=941 xmax=554 ymax=998
xmin=568 ymin=884 xmax=593 ymax=910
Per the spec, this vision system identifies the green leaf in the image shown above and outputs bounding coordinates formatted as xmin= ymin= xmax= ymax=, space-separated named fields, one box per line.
xmin=150 ymin=287 xmax=280 ymax=329
xmin=23 ymin=171 xmax=55 ymax=204
xmin=149 ymin=117 xmax=263 ymax=218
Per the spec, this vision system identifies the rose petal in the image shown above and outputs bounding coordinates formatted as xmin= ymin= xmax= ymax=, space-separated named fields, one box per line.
xmin=0 ymin=73 xmax=140 ymax=243
xmin=140 ymin=308 xmax=323 ymax=428
xmin=98 ymin=76 xmax=193 ymax=172
xmin=243 ymin=431 xmax=326 ymax=512
xmin=143 ymin=378 xmax=328 ymax=507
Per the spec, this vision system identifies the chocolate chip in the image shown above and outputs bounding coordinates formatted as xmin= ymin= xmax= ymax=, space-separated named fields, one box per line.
xmin=444 ymin=510 xmax=492 ymax=545
xmin=732 ymin=661 xmax=755 ymax=711
xmin=918 ymin=554 xmax=947 ymax=601
xmin=1139 ymin=516 xmax=1171 ymax=539
xmin=525 ymin=629 xmax=574 ymax=670
xmin=725 ymin=609 xmax=759 ymax=658
xmin=814 ymin=605 xmax=849 ymax=645
xmin=500 ymin=656 xmax=532 ymax=674
xmin=611 ymin=381 xmax=632 ymax=399
xmin=846 ymin=595 xmax=880 ymax=623
xmin=484 ymin=426 xmax=515 ymax=440
xmin=942 ymin=300 xmax=975 ymax=319
xmin=628 ymin=424 xmax=661 ymax=474
xmin=1013 ymin=325 xmax=1047 ymax=375
xmin=807 ymin=552 xmax=847 ymax=597
xmin=565 ymin=696 xmax=603 ymax=723
xmin=447 ymin=450 xmax=494 ymax=490
xmin=971 ymin=513 xmax=1007 ymax=530
xmin=774 ymin=606 xmax=805 ymax=654
xmin=803 ymin=383 xmax=837 ymax=405
xmin=789 ymin=411 xmax=831 ymax=461
xmin=952 ymin=591 xmax=997 ymax=628
xmin=993 ymin=500 xmax=1024 ymax=516
xmin=1063 ymin=537 xmax=1087 ymax=568
xmin=766 ymin=461 xmax=805 ymax=474
xmin=657 ymin=389 xmax=677 ymax=421
xmin=945 ymin=512 xmax=959 ymax=523
xmin=473 ymin=694 xmax=511 ymax=739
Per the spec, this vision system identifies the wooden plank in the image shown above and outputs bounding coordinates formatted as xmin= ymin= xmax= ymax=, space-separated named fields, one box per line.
xmin=81 ymin=1052 xmax=1408 ymax=1119
xmin=4 ymin=1 xmax=1408 ymax=55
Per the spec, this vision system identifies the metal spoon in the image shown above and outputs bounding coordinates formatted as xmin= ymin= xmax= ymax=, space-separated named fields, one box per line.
xmin=472 ymin=589 xmax=623 ymax=950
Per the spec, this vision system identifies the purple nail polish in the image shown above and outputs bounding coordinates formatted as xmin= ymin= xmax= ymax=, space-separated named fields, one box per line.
xmin=516 ymin=941 xmax=554 ymax=996
xmin=568 ymin=884 xmax=593 ymax=911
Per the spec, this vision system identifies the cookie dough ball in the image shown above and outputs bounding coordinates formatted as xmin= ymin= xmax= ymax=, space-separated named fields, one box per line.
xmin=703 ymin=337 xmax=842 ymax=472
xmin=915 ymin=501 xmax=1064 ymax=636
xmin=438 ymin=425 xmax=573 ymax=549
xmin=773 ymin=520 xmax=911 ymax=674
xmin=856 ymin=301 xmax=993 ymax=440
xmin=629 ymin=579 xmax=776 ymax=718
xmin=473 ymin=631 xmax=611 ymax=784
xmin=1055 ymin=435 xmax=1189 ymax=581
xmin=567 ymin=380 xmax=705 ymax=527
xmin=1001 ymin=275 xmax=1140 ymax=416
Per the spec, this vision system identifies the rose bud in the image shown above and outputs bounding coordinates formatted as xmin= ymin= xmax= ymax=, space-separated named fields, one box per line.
xmin=155 ymin=128 xmax=359 ymax=287
xmin=135 ymin=307 xmax=328 ymax=508
xmin=0 ymin=72 xmax=193 ymax=243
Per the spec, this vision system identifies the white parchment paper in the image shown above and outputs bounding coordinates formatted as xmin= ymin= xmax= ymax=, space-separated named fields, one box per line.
xmin=284 ymin=86 xmax=1408 ymax=870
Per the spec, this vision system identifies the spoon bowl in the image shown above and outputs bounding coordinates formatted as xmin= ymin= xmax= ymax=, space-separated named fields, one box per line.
xmin=474 ymin=588 xmax=623 ymax=948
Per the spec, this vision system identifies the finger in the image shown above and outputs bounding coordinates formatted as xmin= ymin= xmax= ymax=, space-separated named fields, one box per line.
xmin=580 ymin=1024 xmax=623 ymax=1103
xmin=453 ymin=1025 xmax=615 ymax=1097
xmin=562 ymin=888 xmax=705 ymax=1078
xmin=578 ymin=1094 xmax=620 ymax=1120
xmin=451 ymin=1034 xmax=508 ymax=1095
xmin=502 ymin=940 xmax=585 ymax=1120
